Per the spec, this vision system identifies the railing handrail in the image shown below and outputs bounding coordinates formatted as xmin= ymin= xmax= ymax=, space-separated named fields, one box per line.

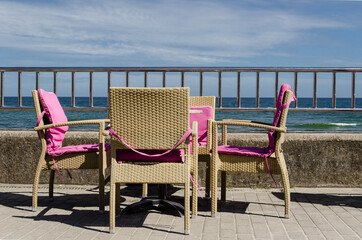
xmin=0 ymin=67 xmax=361 ymax=113
xmin=1 ymin=67 xmax=362 ymax=72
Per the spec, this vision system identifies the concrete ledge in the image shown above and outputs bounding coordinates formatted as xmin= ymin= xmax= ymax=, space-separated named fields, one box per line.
xmin=0 ymin=130 xmax=361 ymax=187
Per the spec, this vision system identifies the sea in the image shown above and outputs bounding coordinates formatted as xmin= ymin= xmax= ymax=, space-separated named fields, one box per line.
xmin=1 ymin=97 xmax=361 ymax=132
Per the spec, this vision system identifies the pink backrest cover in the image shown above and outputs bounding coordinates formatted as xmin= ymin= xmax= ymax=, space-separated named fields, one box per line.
xmin=267 ymin=84 xmax=292 ymax=151
xmin=38 ymin=89 xmax=68 ymax=152
xmin=190 ymin=106 xmax=213 ymax=143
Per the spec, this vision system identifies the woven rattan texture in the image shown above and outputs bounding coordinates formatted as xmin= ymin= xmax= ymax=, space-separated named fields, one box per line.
xmin=44 ymin=153 xmax=99 ymax=170
xmin=110 ymin=88 xmax=189 ymax=150
xmin=219 ymin=154 xmax=281 ymax=174
xmin=190 ymin=96 xmax=216 ymax=114
xmin=111 ymin=162 xmax=188 ymax=183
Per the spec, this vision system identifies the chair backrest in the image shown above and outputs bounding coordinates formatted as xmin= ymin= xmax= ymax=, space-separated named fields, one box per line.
xmin=190 ymin=96 xmax=215 ymax=115
xmin=32 ymin=89 xmax=68 ymax=152
xmin=109 ymin=87 xmax=190 ymax=150
xmin=190 ymin=96 xmax=215 ymax=144
xmin=267 ymin=84 xmax=295 ymax=151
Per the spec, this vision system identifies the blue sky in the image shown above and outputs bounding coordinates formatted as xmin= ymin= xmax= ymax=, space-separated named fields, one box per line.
xmin=0 ymin=0 xmax=361 ymax=97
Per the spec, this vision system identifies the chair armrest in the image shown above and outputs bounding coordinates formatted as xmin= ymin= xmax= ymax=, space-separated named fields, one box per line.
xmin=222 ymin=119 xmax=274 ymax=126
xmin=214 ymin=120 xmax=286 ymax=132
xmin=34 ymin=119 xmax=110 ymax=131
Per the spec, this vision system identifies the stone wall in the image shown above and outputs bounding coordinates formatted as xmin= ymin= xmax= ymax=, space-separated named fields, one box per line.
xmin=0 ymin=131 xmax=361 ymax=187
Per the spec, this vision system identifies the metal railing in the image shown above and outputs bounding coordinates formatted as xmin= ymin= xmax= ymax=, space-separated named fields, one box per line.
xmin=0 ymin=67 xmax=361 ymax=113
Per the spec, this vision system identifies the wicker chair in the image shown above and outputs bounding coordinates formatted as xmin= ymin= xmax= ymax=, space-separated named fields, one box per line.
xmin=32 ymin=90 xmax=110 ymax=211
xmin=210 ymin=84 xmax=295 ymax=218
xmin=141 ymin=96 xmax=215 ymax=215
xmin=189 ymin=96 xmax=215 ymax=197
xmin=108 ymin=87 xmax=198 ymax=235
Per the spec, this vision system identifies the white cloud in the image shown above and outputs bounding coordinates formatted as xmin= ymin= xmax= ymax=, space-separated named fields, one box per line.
xmin=0 ymin=0 xmax=347 ymax=65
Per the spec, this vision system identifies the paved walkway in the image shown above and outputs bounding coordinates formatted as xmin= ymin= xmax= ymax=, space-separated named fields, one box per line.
xmin=0 ymin=184 xmax=361 ymax=240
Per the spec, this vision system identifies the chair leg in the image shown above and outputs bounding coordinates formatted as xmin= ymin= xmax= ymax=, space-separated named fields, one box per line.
xmin=99 ymin=165 xmax=105 ymax=212
xmin=205 ymin=158 xmax=211 ymax=198
xmin=184 ymin=173 xmax=190 ymax=235
xmin=191 ymin=172 xmax=198 ymax=218
xmin=116 ymin=183 xmax=121 ymax=215
xmin=32 ymin=162 xmax=43 ymax=211
xmin=142 ymin=183 xmax=148 ymax=198
xmin=221 ymin=171 xmax=226 ymax=202
xmin=211 ymin=167 xmax=218 ymax=217
xmin=49 ymin=170 xmax=55 ymax=199
xmin=278 ymin=154 xmax=290 ymax=218
xmin=109 ymin=182 xmax=116 ymax=234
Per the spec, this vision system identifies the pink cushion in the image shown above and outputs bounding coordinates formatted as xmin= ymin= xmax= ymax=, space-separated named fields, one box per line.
xmin=116 ymin=149 xmax=185 ymax=163
xmin=49 ymin=143 xmax=111 ymax=156
xmin=217 ymin=145 xmax=269 ymax=158
xmin=273 ymin=84 xmax=292 ymax=126
xmin=268 ymin=84 xmax=292 ymax=151
xmin=190 ymin=106 xmax=213 ymax=144
xmin=38 ymin=89 xmax=68 ymax=152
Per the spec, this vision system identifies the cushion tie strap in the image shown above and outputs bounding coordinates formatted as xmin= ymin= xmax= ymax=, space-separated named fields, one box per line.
xmin=263 ymin=154 xmax=279 ymax=189
xmin=107 ymin=127 xmax=192 ymax=158
xmin=108 ymin=127 xmax=204 ymax=196
xmin=190 ymin=174 xmax=205 ymax=198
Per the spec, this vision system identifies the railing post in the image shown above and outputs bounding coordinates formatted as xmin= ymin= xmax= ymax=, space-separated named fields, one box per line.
xmin=0 ymin=72 xmax=3 ymax=107
xmin=53 ymin=72 xmax=57 ymax=94
xmin=71 ymin=72 xmax=75 ymax=107
xmin=218 ymin=72 xmax=222 ymax=108
xmin=237 ymin=72 xmax=241 ymax=108
xmin=332 ymin=72 xmax=336 ymax=108
xmin=275 ymin=72 xmax=279 ymax=106
xmin=256 ymin=72 xmax=259 ymax=108
xmin=200 ymin=72 xmax=203 ymax=96
xmin=294 ymin=72 xmax=298 ymax=108
xmin=144 ymin=72 xmax=148 ymax=87
xmin=181 ymin=72 xmax=184 ymax=87
xmin=313 ymin=72 xmax=317 ymax=108
xmin=126 ymin=72 xmax=129 ymax=87
xmin=352 ymin=72 xmax=356 ymax=108
xmin=107 ymin=72 xmax=111 ymax=107
xmin=89 ymin=72 xmax=93 ymax=107
xmin=163 ymin=72 xmax=166 ymax=87
xmin=36 ymin=72 xmax=39 ymax=90
xmin=18 ymin=72 xmax=22 ymax=107
xmin=107 ymin=71 xmax=111 ymax=118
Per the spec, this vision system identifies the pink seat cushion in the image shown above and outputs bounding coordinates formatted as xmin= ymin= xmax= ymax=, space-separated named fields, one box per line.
xmin=116 ymin=149 xmax=185 ymax=163
xmin=49 ymin=143 xmax=111 ymax=156
xmin=190 ymin=106 xmax=213 ymax=144
xmin=217 ymin=145 xmax=269 ymax=158
xmin=38 ymin=89 xmax=68 ymax=152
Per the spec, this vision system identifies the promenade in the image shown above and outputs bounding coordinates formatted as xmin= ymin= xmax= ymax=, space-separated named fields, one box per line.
xmin=0 ymin=184 xmax=361 ymax=240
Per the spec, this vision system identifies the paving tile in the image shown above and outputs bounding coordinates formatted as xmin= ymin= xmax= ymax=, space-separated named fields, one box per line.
xmin=236 ymin=234 xmax=254 ymax=240
xmin=2 ymin=185 xmax=362 ymax=240
xmin=201 ymin=233 xmax=219 ymax=240
xmin=287 ymin=231 xmax=307 ymax=240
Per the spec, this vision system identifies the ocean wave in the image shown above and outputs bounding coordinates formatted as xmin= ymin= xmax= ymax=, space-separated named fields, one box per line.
xmin=294 ymin=123 xmax=359 ymax=129
xmin=328 ymin=123 xmax=358 ymax=126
